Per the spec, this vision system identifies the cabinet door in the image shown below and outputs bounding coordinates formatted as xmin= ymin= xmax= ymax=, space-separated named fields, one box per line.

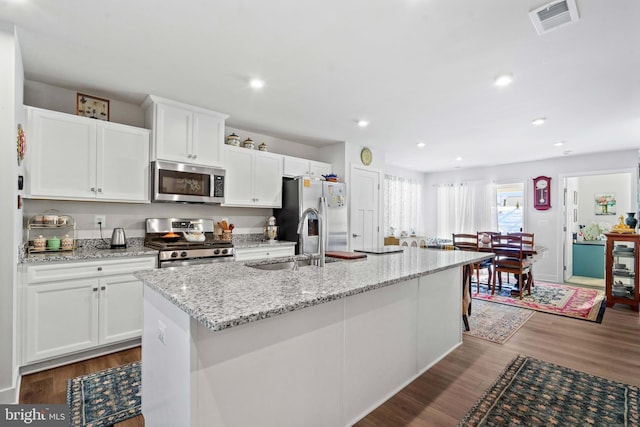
xmin=99 ymin=274 xmax=143 ymax=344
xmin=24 ymin=279 xmax=99 ymax=363
xmin=97 ymin=122 xmax=150 ymax=202
xmin=27 ymin=108 xmax=97 ymax=199
xmin=155 ymin=103 xmax=192 ymax=162
xmin=283 ymin=156 xmax=310 ymax=177
xmin=254 ymin=151 xmax=284 ymax=207
xmin=221 ymin=146 xmax=255 ymax=206
xmin=234 ymin=246 xmax=295 ymax=261
xmin=309 ymin=161 xmax=331 ymax=178
xmin=192 ymin=112 xmax=224 ymax=167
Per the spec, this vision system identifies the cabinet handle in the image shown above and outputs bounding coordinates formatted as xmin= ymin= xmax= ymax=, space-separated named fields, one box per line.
xmin=352 ymin=233 xmax=361 ymax=237
xmin=101 ymin=286 xmax=106 ymax=291
xmin=93 ymin=287 xmax=98 ymax=292
xmin=97 ymin=267 xmax=102 ymax=271
xmin=97 ymin=188 xmax=103 ymax=193
xmin=192 ymin=154 xmax=197 ymax=159
xmin=187 ymin=154 xmax=193 ymax=159
xmin=90 ymin=187 xmax=96 ymax=192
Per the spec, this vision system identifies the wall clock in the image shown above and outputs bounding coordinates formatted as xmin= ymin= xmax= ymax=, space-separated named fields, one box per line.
xmin=360 ymin=147 xmax=372 ymax=166
xmin=533 ymin=176 xmax=551 ymax=210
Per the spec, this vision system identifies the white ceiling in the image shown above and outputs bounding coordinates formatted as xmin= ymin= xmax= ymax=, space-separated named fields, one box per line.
xmin=2 ymin=0 xmax=639 ymax=172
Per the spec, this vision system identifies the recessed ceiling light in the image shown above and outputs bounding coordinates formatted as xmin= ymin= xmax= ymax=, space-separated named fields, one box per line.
xmin=416 ymin=142 xmax=426 ymax=148
xmin=357 ymin=120 xmax=369 ymax=128
xmin=531 ymin=117 xmax=547 ymax=126
xmin=554 ymin=141 xmax=565 ymax=147
xmin=249 ymin=79 xmax=264 ymax=89
xmin=455 ymin=156 xmax=463 ymax=161
xmin=494 ymin=74 xmax=513 ymax=87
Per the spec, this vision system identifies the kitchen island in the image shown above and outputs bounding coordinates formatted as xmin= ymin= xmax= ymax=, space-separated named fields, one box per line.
xmin=134 ymin=247 xmax=491 ymax=427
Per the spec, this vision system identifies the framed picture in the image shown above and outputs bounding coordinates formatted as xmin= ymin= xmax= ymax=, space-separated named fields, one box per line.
xmin=76 ymin=93 xmax=110 ymax=121
xmin=595 ymin=193 xmax=616 ymax=215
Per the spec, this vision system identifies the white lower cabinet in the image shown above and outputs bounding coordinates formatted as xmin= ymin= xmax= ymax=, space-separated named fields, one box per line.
xmin=234 ymin=245 xmax=295 ymax=261
xmin=21 ymin=257 xmax=155 ymax=364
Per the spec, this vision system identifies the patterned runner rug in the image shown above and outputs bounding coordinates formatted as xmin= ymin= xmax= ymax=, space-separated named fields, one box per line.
xmin=473 ymin=281 xmax=606 ymax=322
xmin=66 ymin=361 xmax=141 ymax=427
xmin=458 ymin=355 xmax=640 ymax=426
xmin=464 ymin=299 xmax=535 ymax=344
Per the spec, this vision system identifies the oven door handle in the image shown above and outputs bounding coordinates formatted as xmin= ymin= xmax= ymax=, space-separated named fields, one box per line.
xmin=159 ymin=256 xmax=234 ymax=268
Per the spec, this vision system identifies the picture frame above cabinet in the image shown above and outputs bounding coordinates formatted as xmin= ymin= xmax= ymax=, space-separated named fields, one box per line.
xmin=143 ymin=95 xmax=229 ymax=168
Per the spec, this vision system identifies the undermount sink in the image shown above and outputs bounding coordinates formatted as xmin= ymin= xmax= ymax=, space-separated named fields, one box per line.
xmin=247 ymin=259 xmax=314 ymax=271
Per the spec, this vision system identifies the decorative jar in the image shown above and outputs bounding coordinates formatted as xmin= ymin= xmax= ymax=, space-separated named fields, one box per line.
xmin=625 ymin=212 xmax=638 ymax=229
xmin=258 ymin=142 xmax=267 ymax=151
xmin=61 ymin=234 xmax=74 ymax=250
xmin=243 ymin=138 xmax=255 ymax=149
xmin=33 ymin=235 xmax=46 ymax=251
xmin=226 ymin=133 xmax=240 ymax=146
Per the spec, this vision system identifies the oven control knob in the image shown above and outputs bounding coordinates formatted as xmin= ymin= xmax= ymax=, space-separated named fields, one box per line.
xmin=214 ymin=249 xmax=220 ymax=255
xmin=180 ymin=251 xmax=188 ymax=258
xmin=221 ymin=249 xmax=228 ymax=255
xmin=170 ymin=251 xmax=178 ymax=258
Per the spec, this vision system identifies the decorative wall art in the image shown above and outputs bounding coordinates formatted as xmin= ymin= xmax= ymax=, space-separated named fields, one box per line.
xmin=76 ymin=93 xmax=110 ymax=121
xmin=595 ymin=193 xmax=616 ymax=215
xmin=16 ymin=124 xmax=25 ymax=165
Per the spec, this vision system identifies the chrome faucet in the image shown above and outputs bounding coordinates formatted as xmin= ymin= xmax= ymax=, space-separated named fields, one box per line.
xmin=296 ymin=197 xmax=326 ymax=266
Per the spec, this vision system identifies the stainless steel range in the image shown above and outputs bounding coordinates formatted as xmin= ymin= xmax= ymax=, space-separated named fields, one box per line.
xmin=144 ymin=218 xmax=234 ymax=268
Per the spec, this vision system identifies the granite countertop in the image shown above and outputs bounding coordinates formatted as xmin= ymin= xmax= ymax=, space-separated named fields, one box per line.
xmin=233 ymin=240 xmax=296 ymax=249
xmin=134 ymin=247 xmax=492 ymax=332
xmin=20 ymin=238 xmax=157 ymax=264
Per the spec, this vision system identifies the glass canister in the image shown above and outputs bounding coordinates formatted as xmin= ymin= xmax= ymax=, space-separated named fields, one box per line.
xmin=61 ymin=234 xmax=74 ymax=250
xmin=243 ymin=138 xmax=255 ymax=149
xmin=226 ymin=133 xmax=240 ymax=146
xmin=258 ymin=142 xmax=267 ymax=151
xmin=33 ymin=235 xmax=46 ymax=251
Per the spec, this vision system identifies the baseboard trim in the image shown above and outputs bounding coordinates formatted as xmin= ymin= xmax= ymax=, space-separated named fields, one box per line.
xmin=19 ymin=339 xmax=140 ymax=375
xmin=0 ymin=383 xmax=19 ymax=404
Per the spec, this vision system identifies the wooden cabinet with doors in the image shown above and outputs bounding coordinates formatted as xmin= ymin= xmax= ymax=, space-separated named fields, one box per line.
xmin=25 ymin=106 xmax=150 ymax=202
xmin=20 ymin=256 xmax=156 ymax=364
xmin=222 ymin=145 xmax=283 ymax=207
xmin=605 ymin=233 xmax=640 ymax=311
xmin=143 ymin=95 xmax=228 ymax=167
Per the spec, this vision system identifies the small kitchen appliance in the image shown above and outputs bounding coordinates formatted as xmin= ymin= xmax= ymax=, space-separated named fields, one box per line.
xmin=264 ymin=216 xmax=278 ymax=241
xmin=144 ymin=218 xmax=234 ymax=268
xmin=110 ymin=227 xmax=127 ymax=249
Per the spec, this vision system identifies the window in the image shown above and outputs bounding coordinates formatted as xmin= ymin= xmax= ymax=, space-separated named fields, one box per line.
xmin=436 ymin=180 xmax=496 ymax=239
xmin=384 ymin=174 xmax=422 ymax=236
xmin=496 ymin=183 xmax=524 ymax=233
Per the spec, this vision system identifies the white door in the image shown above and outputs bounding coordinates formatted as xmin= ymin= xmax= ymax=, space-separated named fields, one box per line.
xmin=155 ymin=103 xmax=191 ymax=162
xmin=97 ymin=122 xmax=150 ymax=202
xmin=25 ymin=279 xmax=99 ymax=363
xmin=350 ymin=166 xmax=381 ymax=250
xmin=253 ymin=151 xmax=284 ymax=207
xmin=27 ymin=108 xmax=96 ymax=199
xmin=192 ymin=111 xmax=224 ymax=167
xmin=99 ymin=274 xmax=143 ymax=344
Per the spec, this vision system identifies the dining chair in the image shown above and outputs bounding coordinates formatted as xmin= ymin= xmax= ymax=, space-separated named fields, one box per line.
xmin=452 ymin=234 xmax=476 ymax=331
xmin=508 ymin=232 xmax=535 ymax=287
xmin=475 ymin=231 xmax=500 ymax=292
xmin=490 ymin=234 xmax=532 ymax=299
xmin=452 ymin=233 xmax=488 ymax=293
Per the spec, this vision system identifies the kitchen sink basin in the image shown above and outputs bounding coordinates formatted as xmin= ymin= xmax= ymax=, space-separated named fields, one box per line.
xmin=247 ymin=259 xmax=314 ymax=271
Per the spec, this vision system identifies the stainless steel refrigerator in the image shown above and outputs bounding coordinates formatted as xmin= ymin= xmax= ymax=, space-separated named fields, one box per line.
xmin=275 ymin=178 xmax=347 ymax=254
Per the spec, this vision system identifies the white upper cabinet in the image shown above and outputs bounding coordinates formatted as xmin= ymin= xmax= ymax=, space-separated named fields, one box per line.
xmin=282 ymin=155 xmax=331 ymax=178
xmin=222 ymin=145 xmax=283 ymax=208
xmin=25 ymin=106 xmax=150 ymax=203
xmin=144 ymin=95 xmax=228 ymax=167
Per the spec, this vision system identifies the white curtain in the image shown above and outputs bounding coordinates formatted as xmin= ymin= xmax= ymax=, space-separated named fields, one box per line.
xmin=436 ymin=180 xmax=497 ymax=239
xmin=384 ymin=175 xmax=422 ymax=236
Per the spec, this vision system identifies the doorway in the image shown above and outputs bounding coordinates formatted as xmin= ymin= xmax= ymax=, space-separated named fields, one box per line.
xmin=562 ymin=170 xmax=636 ymax=288
xmin=350 ymin=166 xmax=381 ymax=250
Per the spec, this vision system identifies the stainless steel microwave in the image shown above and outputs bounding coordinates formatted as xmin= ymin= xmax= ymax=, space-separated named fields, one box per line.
xmin=151 ymin=160 xmax=225 ymax=204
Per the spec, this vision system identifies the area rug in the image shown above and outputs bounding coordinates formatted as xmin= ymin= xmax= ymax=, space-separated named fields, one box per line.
xmin=473 ymin=281 xmax=606 ymax=323
xmin=458 ymin=354 xmax=640 ymax=426
xmin=464 ymin=299 xmax=535 ymax=344
xmin=66 ymin=361 xmax=141 ymax=427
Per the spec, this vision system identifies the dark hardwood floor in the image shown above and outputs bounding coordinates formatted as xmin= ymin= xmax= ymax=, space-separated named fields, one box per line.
xmin=20 ymin=303 xmax=640 ymax=427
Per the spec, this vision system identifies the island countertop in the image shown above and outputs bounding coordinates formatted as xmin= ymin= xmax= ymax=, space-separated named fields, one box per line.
xmin=134 ymin=247 xmax=491 ymax=332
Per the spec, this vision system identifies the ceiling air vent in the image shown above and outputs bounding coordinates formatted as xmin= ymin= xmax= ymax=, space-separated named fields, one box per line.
xmin=529 ymin=0 xmax=580 ymax=35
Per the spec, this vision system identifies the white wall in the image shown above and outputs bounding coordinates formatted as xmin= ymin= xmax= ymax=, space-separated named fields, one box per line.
xmin=576 ymin=173 xmax=631 ymax=231
xmin=423 ymin=150 xmax=639 ymax=283
xmin=0 ymin=22 xmax=22 ymax=403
